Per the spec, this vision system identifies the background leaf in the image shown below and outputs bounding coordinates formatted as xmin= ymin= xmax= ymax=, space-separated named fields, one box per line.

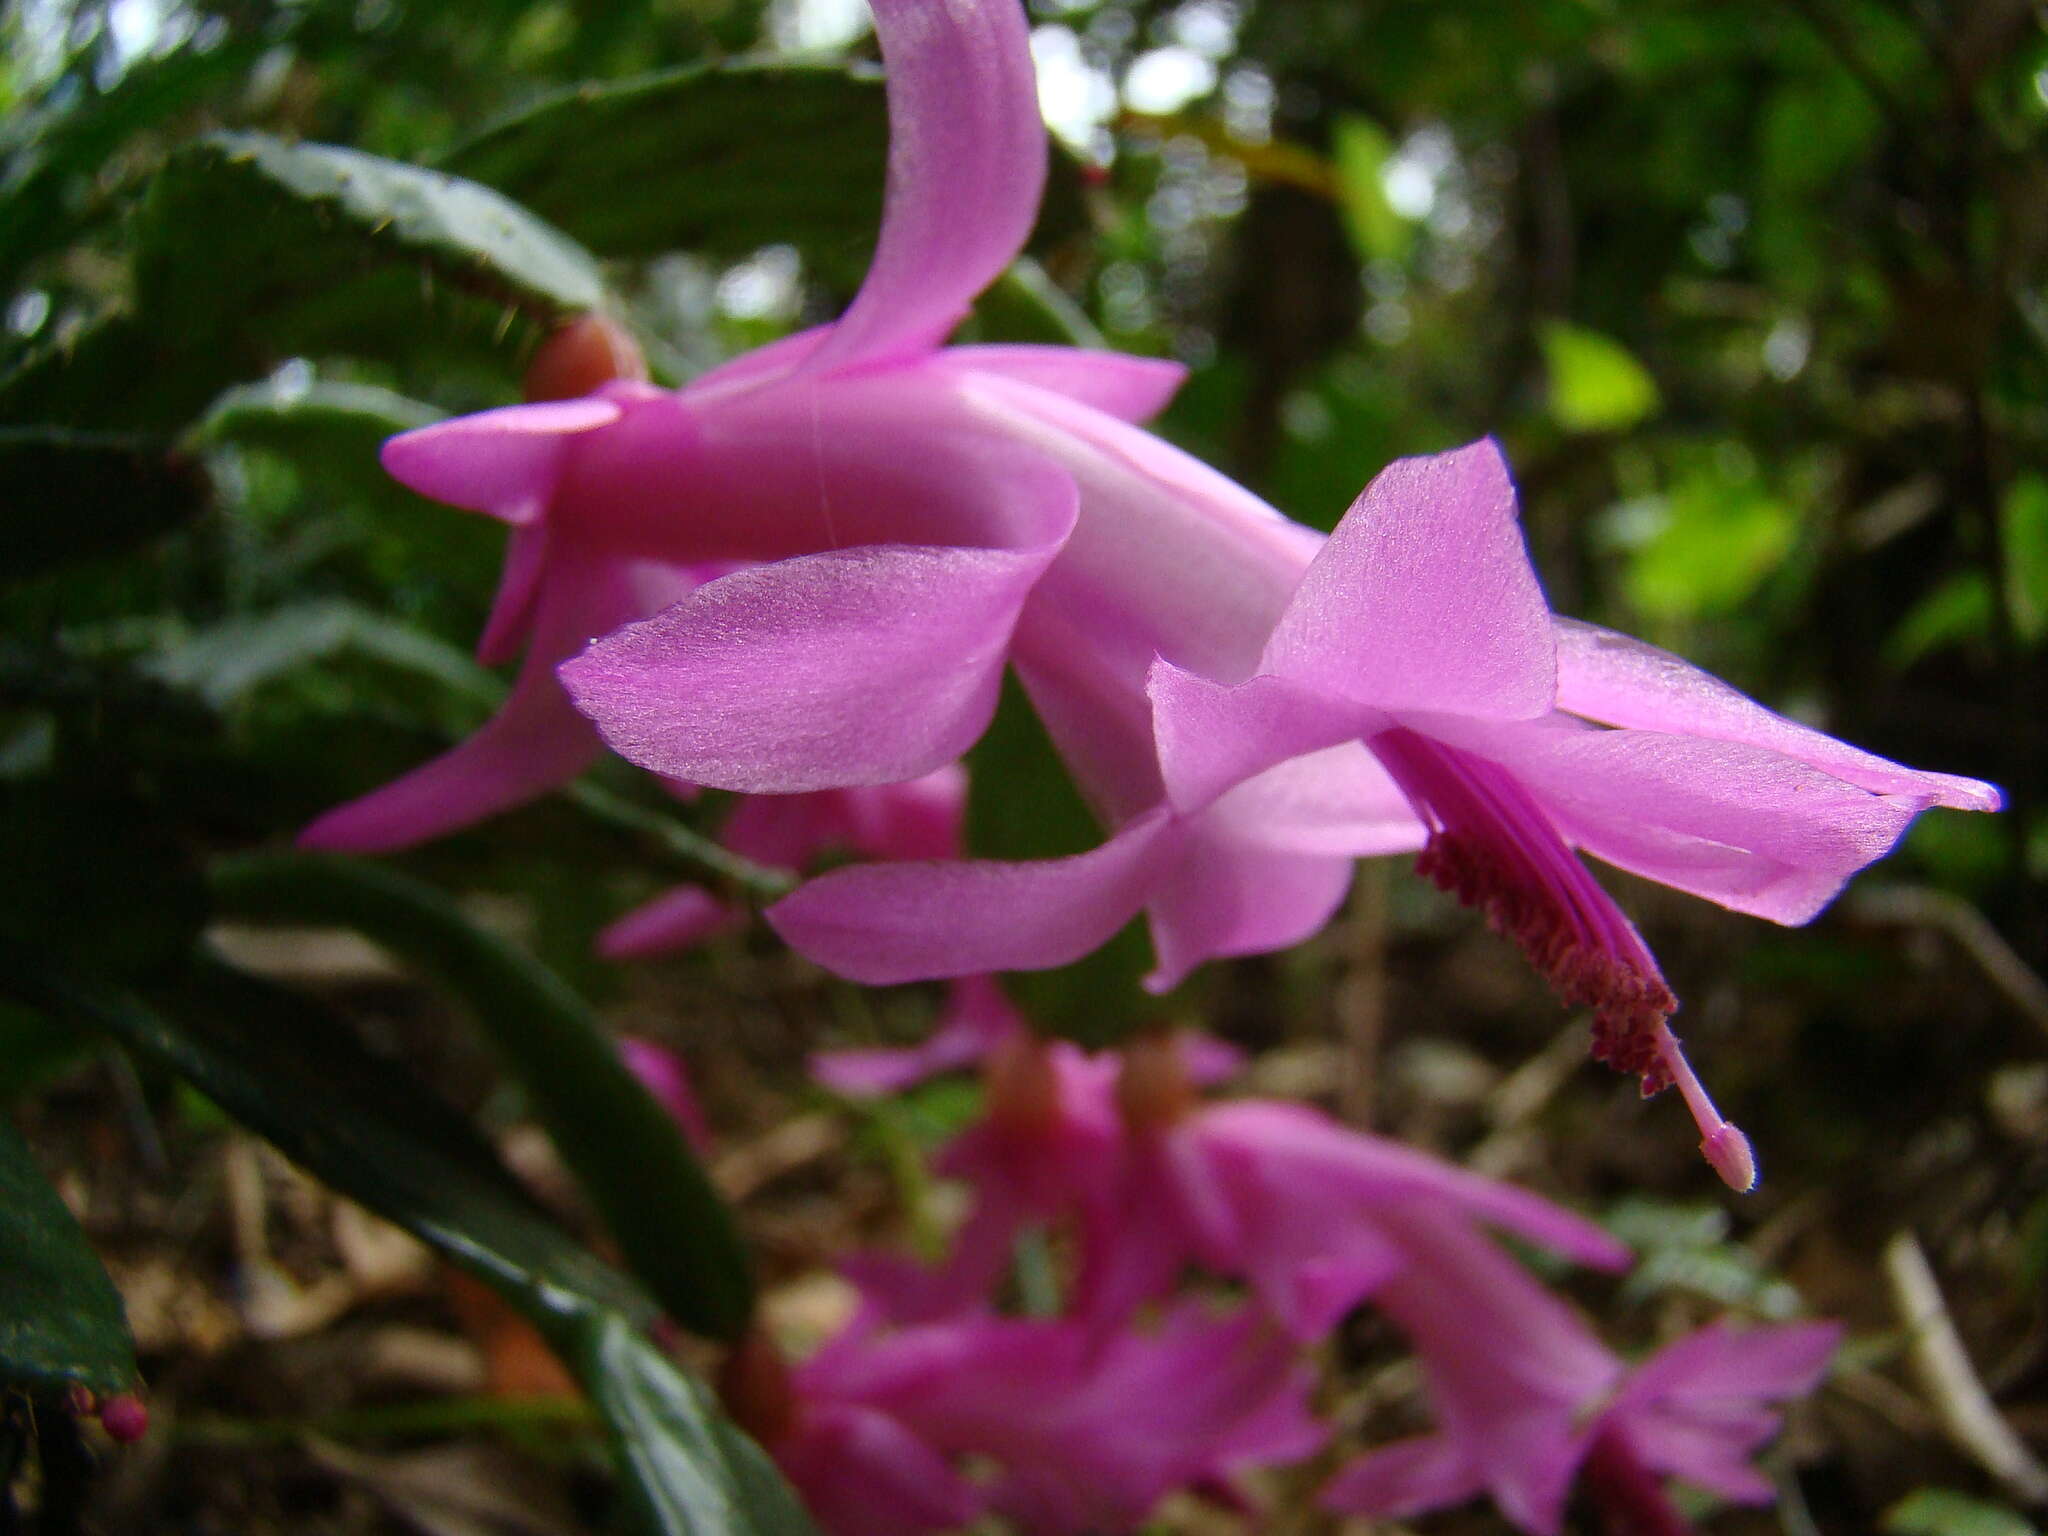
xmin=0 ymin=1118 xmax=137 ymax=1397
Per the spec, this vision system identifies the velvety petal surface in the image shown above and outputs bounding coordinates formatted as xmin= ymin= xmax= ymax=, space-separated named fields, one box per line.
xmin=563 ymin=495 xmax=1072 ymax=794
xmin=805 ymin=0 xmax=1044 ymax=373
xmin=1261 ymin=440 xmax=1556 ymax=719
xmin=1453 ymin=718 xmax=1931 ymax=923
xmin=767 ymin=811 xmax=1181 ymax=983
xmin=1149 ymin=662 xmax=1384 ymax=814
xmin=946 ymin=345 xmax=1188 ymax=421
xmin=1321 ymin=1435 xmax=1487 ymax=1520
xmin=597 ymin=884 xmax=743 ymax=959
xmin=1552 ymin=617 xmax=2000 ymax=811
xmin=378 ymin=397 xmax=620 ymax=521
xmin=1143 ymin=830 xmax=1356 ymax=991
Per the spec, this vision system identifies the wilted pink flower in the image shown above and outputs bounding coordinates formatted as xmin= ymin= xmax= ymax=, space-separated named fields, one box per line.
xmin=790 ymin=1300 xmax=1324 ymax=1536
xmin=1321 ymin=1202 xmax=1839 ymax=1534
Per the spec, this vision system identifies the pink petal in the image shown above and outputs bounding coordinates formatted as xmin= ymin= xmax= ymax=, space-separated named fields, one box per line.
xmin=1553 ymin=618 xmax=2001 ymax=812
xmin=1321 ymin=1434 xmax=1487 ymax=1520
xmin=766 ymin=811 xmax=1181 ymax=984
xmin=1473 ymin=720 xmax=1930 ymax=923
xmin=1204 ymin=744 xmax=1425 ymax=858
xmin=597 ymin=884 xmax=745 ymax=959
xmin=379 ymin=397 xmax=621 ymax=521
xmin=776 ymin=1403 xmax=981 ymax=1536
xmin=1262 ymin=440 xmax=1557 ymax=720
xmin=811 ymin=974 xmax=1021 ymax=1096
xmin=1143 ymin=830 xmax=1355 ymax=991
xmin=615 ymin=1037 xmax=714 ymax=1155
xmin=1620 ymin=1320 xmax=1841 ymax=1407
xmin=475 ymin=522 xmax=551 ymax=665
xmin=806 ymin=0 xmax=1044 ymax=374
xmin=1149 ymin=662 xmax=1384 ymax=815
xmin=947 ymin=345 xmax=1189 ymax=421
xmin=562 ymin=514 xmax=1072 ymax=795
xmin=297 ymin=642 xmax=598 ymax=853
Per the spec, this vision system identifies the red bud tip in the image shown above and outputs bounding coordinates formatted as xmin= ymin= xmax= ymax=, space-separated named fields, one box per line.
xmin=522 ymin=314 xmax=649 ymax=402
xmin=98 ymin=1394 xmax=149 ymax=1443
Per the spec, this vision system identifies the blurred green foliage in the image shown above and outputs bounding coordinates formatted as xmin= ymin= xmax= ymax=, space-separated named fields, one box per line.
xmin=3 ymin=0 xmax=2045 ymax=1526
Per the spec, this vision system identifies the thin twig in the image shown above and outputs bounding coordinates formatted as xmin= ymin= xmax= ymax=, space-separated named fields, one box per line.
xmin=1882 ymin=1230 xmax=2048 ymax=1504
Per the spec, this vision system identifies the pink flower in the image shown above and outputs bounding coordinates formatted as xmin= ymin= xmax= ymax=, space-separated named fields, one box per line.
xmin=1321 ymin=1203 xmax=1839 ymax=1534
xmin=809 ymin=971 xmax=1030 ymax=1097
xmin=599 ymin=766 xmax=966 ymax=959
xmin=793 ymin=1301 xmax=1325 ymax=1535
xmin=1078 ymin=1036 xmax=1632 ymax=1337
xmin=778 ymin=440 xmax=1998 ymax=1188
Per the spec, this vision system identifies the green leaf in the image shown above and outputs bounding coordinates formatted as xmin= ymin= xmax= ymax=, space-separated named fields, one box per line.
xmin=208 ymin=852 xmax=754 ymax=1341
xmin=1622 ymin=474 xmax=1797 ymax=621
xmin=0 ymin=427 xmax=210 ymax=581
xmin=146 ymin=599 xmax=499 ymax=712
xmin=0 ymin=1118 xmax=138 ymax=1397
xmin=1885 ymin=571 xmax=1994 ymax=670
xmin=1539 ymin=321 xmax=1661 ymax=434
xmin=196 ymin=375 xmax=444 ymax=516
xmin=0 ymin=1002 xmax=96 ymax=1102
xmin=576 ymin=1315 xmax=817 ymax=1536
xmin=443 ymin=61 xmax=891 ymax=286
xmin=0 ymin=780 xmax=206 ymax=980
xmin=0 ymin=38 xmax=263 ymax=287
xmin=2002 ymin=474 xmax=2048 ymax=646
xmin=1331 ymin=115 xmax=1411 ymax=263
xmin=0 ymin=954 xmax=814 ymax=1534
xmin=1883 ymin=1488 xmax=2041 ymax=1536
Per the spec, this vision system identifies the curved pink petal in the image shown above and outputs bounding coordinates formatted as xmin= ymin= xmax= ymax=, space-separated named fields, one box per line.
xmin=615 ymin=1037 xmax=714 ymax=1155
xmin=1149 ymin=661 xmax=1385 ymax=814
xmin=379 ymin=397 xmax=620 ymax=522
xmin=298 ymin=638 xmax=599 ymax=853
xmin=597 ymin=884 xmax=744 ymax=959
xmin=1203 ymin=745 xmax=1425 ymax=857
xmin=806 ymin=0 xmax=1045 ymax=374
xmin=811 ymin=974 xmax=1021 ymax=1096
xmin=1262 ymin=440 xmax=1556 ymax=720
xmin=1144 ymin=831 xmax=1355 ymax=992
xmin=1619 ymin=1320 xmax=1840 ymax=1408
xmin=1321 ymin=1434 xmax=1487 ymax=1520
xmin=766 ymin=811 xmax=1181 ymax=984
xmin=946 ymin=345 xmax=1189 ymax=421
xmin=563 ymin=479 xmax=1074 ymax=794
xmin=1466 ymin=720 xmax=1930 ymax=923
xmin=475 ymin=522 xmax=552 ymax=665
xmin=776 ymin=1403 xmax=981 ymax=1536
xmin=1553 ymin=618 xmax=2000 ymax=812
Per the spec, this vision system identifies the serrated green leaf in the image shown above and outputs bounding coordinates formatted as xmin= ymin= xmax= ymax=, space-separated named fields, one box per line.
xmin=0 ymin=427 xmax=210 ymax=581
xmin=1540 ymin=321 xmax=1661 ymax=434
xmin=0 ymin=38 xmax=263 ymax=287
xmin=443 ymin=61 xmax=890 ymax=286
xmin=0 ymin=1119 xmax=137 ymax=1397
xmin=577 ymin=1315 xmax=818 ymax=1536
xmin=1883 ymin=1488 xmax=2040 ymax=1536
xmin=208 ymin=852 xmax=754 ymax=1340
xmin=442 ymin=58 xmax=1086 ymax=292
